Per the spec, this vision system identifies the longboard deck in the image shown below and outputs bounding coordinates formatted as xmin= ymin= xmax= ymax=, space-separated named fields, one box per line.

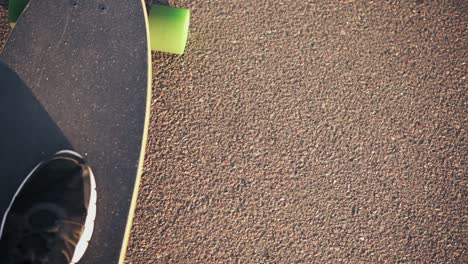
xmin=0 ymin=0 xmax=151 ymax=262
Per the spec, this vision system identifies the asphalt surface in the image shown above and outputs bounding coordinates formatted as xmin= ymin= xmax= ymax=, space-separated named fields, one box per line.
xmin=1 ymin=1 xmax=467 ymax=263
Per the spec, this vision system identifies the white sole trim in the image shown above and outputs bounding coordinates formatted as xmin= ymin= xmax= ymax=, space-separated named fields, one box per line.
xmin=71 ymin=160 xmax=96 ymax=264
xmin=55 ymin=149 xmax=84 ymax=159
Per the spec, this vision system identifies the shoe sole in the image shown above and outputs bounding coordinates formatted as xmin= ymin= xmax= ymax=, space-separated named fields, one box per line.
xmin=0 ymin=150 xmax=97 ymax=264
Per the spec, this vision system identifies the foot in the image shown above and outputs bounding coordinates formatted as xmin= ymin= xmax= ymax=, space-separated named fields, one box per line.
xmin=0 ymin=150 xmax=96 ymax=264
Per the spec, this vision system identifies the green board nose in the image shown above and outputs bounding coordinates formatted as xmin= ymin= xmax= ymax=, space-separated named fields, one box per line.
xmin=149 ymin=5 xmax=190 ymax=55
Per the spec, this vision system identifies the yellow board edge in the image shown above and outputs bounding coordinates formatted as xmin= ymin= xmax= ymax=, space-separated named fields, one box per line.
xmin=118 ymin=0 xmax=153 ymax=263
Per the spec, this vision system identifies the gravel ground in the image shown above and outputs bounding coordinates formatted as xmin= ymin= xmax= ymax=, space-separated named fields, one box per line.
xmin=0 ymin=7 xmax=9 ymax=50
xmin=1 ymin=1 xmax=467 ymax=263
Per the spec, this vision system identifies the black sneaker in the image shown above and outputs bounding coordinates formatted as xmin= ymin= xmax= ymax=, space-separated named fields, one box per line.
xmin=0 ymin=150 xmax=96 ymax=264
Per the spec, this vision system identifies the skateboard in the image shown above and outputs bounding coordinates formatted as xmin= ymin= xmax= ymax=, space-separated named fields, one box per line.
xmin=0 ymin=0 xmax=189 ymax=263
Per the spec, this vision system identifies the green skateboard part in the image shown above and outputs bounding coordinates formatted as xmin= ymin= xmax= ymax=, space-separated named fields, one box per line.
xmin=149 ymin=5 xmax=190 ymax=55
xmin=8 ymin=0 xmax=29 ymax=27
